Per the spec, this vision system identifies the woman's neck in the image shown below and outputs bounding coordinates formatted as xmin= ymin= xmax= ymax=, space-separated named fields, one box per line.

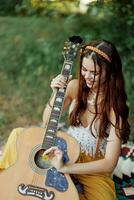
xmin=88 ymin=89 xmax=104 ymax=99
xmin=87 ymin=88 xmax=104 ymax=107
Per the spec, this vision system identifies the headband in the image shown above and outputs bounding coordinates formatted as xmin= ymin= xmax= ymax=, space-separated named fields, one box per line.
xmin=82 ymin=45 xmax=111 ymax=62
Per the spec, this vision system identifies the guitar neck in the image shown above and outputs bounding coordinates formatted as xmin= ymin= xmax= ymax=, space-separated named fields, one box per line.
xmin=42 ymin=60 xmax=73 ymax=149
xmin=41 ymin=35 xmax=83 ymax=150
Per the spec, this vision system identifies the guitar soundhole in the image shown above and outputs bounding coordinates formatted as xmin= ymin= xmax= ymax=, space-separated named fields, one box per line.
xmin=34 ymin=149 xmax=51 ymax=169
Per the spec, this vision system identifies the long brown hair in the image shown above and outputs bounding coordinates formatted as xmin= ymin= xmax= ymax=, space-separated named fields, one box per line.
xmin=69 ymin=40 xmax=130 ymax=144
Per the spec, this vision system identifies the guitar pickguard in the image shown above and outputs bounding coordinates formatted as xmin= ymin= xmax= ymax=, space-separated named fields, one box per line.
xmin=45 ymin=137 xmax=69 ymax=192
xmin=45 ymin=167 xmax=68 ymax=192
xmin=55 ymin=137 xmax=69 ymax=164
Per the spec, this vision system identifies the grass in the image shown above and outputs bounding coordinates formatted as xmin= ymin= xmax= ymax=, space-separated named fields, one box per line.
xmin=0 ymin=15 xmax=134 ymax=143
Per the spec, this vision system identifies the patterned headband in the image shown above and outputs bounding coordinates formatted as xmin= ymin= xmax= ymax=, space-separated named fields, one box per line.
xmin=82 ymin=45 xmax=111 ymax=62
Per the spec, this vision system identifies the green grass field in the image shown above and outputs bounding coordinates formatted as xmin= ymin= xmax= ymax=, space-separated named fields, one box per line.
xmin=0 ymin=15 xmax=134 ymax=143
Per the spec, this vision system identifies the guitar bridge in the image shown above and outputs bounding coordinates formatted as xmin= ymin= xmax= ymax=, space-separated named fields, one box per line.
xmin=18 ymin=184 xmax=55 ymax=200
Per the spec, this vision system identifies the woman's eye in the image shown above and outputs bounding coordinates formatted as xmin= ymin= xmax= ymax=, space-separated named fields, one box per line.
xmin=82 ymin=67 xmax=87 ymax=71
xmin=92 ymin=72 xmax=99 ymax=76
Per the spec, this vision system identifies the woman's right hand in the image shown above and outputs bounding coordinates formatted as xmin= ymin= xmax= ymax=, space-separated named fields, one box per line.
xmin=51 ymin=74 xmax=72 ymax=93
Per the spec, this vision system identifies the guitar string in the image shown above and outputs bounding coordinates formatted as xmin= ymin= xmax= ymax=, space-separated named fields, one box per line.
xmin=30 ymin=91 xmax=64 ymax=197
xmin=28 ymin=66 xmax=70 ymax=198
xmin=32 ymin=169 xmax=46 ymax=200
xmin=28 ymin=93 xmax=65 ymax=199
xmin=30 ymin=129 xmax=47 ymax=200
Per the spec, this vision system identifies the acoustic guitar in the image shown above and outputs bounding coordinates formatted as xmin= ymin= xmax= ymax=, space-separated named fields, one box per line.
xmin=0 ymin=36 xmax=83 ymax=200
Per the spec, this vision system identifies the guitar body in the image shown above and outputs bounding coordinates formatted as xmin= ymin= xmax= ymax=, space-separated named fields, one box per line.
xmin=0 ymin=126 xmax=80 ymax=200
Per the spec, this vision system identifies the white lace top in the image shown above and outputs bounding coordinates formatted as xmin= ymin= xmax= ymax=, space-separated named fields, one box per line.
xmin=67 ymin=99 xmax=108 ymax=157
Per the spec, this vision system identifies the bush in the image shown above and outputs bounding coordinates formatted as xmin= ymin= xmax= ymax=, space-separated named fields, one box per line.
xmin=0 ymin=2 xmax=134 ymax=142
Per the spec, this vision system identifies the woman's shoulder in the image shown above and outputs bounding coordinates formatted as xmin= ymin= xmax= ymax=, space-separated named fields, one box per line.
xmin=66 ymin=79 xmax=79 ymax=100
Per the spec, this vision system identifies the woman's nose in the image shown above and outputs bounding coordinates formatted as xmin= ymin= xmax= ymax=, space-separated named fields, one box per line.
xmin=85 ymin=72 xmax=93 ymax=80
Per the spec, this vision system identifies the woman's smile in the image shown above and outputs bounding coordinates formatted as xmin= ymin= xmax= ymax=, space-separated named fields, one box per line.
xmin=86 ymin=80 xmax=93 ymax=86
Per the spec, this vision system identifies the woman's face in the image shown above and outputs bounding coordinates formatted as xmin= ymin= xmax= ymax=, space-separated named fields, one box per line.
xmin=81 ymin=56 xmax=106 ymax=91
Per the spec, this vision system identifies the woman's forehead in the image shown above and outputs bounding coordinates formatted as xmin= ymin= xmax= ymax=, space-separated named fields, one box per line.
xmin=82 ymin=56 xmax=99 ymax=71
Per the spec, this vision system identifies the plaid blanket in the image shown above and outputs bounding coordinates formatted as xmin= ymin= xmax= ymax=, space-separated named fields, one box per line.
xmin=113 ymin=145 xmax=134 ymax=200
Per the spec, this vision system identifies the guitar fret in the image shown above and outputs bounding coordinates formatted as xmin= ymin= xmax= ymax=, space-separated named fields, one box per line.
xmin=55 ymin=99 xmax=62 ymax=104
xmin=51 ymin=110 xmax=61 ymax=116
xmin=43 ymin=137 xmax=55 ymax=145
xmin=59 ymin=88 xmax=65 ymax=92
xmin=51 ymin=113 xmax=59 ymax=119
xmin=49 ymin=122 xmax=57 ymax=126
xmin=44 ymin=136 xmax=55 ymax=143
xmin=56 ymin=96 xmax=63 ymax=102
xmin=58 ymin=88 xmax=65 ymax=93
xmin=54 ymin=103 xmax=62 ymax=108
xmin=46 ymin=130 xmax=56 ymax=135
xmin=57 ymin=94 xmax=64 ymax=99
xmin=46 ymin=135 xmax=54 ymax=139
xmin=47 ymin=124 xmax=57 ymax=130
xmin=57 ymin=92 xmax=65 ymax=98
xmin=47 ymin=129 xmax=55 ymax=133
xmin=62 ymin=69 xmax=70 ymax=76
xmin=49 ymin=120 xmax=58 ymax=127
xmin=64 ymin=63 xmax=71 ymax=70
xmin=44 ymin=136 xmax=54 ymax=141
xmin=53 ymin=106 xmax=61 ymax=112
xmin=45 ymin=135 xmax=55 ymax=144
xmin=45 ymin=134 xmax=55 ymax=140
xmin=54 ymin=105 xmax=61 ymax=110
xmin=50 ymin=118 xmax=58 ymax=123
xmin=43 ymin=142 xmax=54 ymax=148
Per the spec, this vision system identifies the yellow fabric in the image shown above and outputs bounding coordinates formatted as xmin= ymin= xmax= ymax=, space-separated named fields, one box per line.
xmin=0 ymin=128 xmax=117 ymax=200
xmin=73 ymin=152 xmax=117 ymax=200
xmin=0 ymin=128 xmax=24 ymax=169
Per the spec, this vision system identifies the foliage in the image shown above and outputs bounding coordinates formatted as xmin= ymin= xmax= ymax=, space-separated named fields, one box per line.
xmin=0 ymin=1 xmax=134 ymax=143
xmin=0 ymin=0 xmax=79 ymax=16
xmin=30 ymin=0 xmax=79 ymax=15
xmin=0 ymin=0 xmax=22 ymax=15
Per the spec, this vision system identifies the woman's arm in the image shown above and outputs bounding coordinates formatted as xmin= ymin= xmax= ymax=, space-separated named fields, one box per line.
xmin=45 ymin=108 xmax=121 ymax=174
xmin=60 ymin=124 xmax=121 ymax=174
xmin=60 ymin=108 xmax=121 ymax=174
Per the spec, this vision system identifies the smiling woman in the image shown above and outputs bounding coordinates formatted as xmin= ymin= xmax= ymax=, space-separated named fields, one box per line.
xmin=42 ymin=39 xmax=130 ymax=199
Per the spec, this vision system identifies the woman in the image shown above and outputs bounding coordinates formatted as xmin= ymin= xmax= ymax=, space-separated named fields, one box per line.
xmin=42 ymin=39 xmax=130 ymax=200
xmin=0 ymin=39 xmax=130 ymax=200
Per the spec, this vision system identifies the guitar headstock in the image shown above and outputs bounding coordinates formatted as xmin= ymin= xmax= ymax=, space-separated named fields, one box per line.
xmin=63 ymin=36 xmax=83 ymax=61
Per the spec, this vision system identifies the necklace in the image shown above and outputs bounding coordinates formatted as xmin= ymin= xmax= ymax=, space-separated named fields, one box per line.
xmin=87 ymin=91 xmax=104 ymax=106
xmin=87 ymin=93 xmax=96 ymax=106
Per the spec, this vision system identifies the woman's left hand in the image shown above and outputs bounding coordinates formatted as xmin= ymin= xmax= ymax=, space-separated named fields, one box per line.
xmin=43 ymin=146 xmax=64 ymax=171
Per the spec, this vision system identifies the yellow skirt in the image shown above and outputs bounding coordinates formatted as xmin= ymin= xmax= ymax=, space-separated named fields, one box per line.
xmin=0 ymin=128 xmax=117 ymax=200
xmin=72 ymin=152 xmax=117 ymax=200
xmin=0 ymin=128 xmax=24 ymax=169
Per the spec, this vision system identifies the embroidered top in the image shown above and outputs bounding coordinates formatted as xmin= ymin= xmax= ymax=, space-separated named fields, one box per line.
xmin=67 ymin=99 xmax=108 ymax=157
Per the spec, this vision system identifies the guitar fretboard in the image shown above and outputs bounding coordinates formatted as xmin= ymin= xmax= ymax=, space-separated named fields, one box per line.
xmin=42 ymin=61 xmax=72 ymax=149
